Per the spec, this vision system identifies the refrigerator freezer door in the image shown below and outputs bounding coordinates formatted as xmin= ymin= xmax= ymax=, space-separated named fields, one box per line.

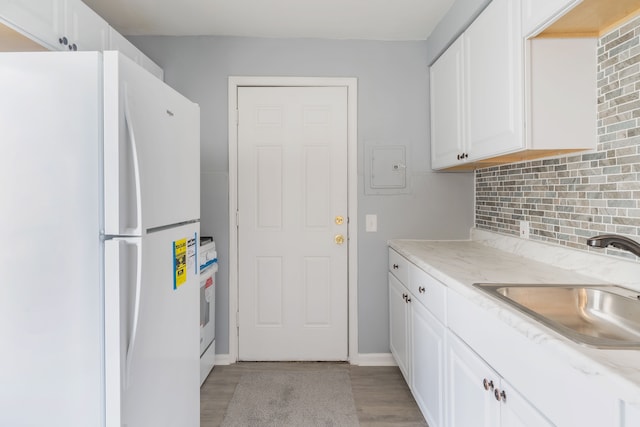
xmin=103 ymin=51 xmax=200 ymax=236
xmin=0 ymin=52 xmax=103 ymax=426
xmin=105 ymin=223 xmax=200 ymax=427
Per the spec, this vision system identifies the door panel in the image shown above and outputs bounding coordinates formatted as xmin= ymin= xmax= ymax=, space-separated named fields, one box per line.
xmin=304 ymin=257 xmax=331 ymax=325
xmin=238 ymin=86 xmax=348 ymax=360
xmin=255 ymin=256 xmax=283 ymax=325
xmin=256 ymin=146 xmax=283 ymax=229
xmin=304 ymin=145 xmax=331 ymax=227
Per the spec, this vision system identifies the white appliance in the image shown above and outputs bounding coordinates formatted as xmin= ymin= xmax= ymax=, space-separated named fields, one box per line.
xmin=0 ymin=51 xmax=200 ymax=427
xmin=199 ymin=237 xmax=217 ymax=385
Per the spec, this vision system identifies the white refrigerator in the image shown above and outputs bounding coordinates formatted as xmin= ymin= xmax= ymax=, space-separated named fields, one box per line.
xmin=0 ymin=51 xmax=200 ymax=427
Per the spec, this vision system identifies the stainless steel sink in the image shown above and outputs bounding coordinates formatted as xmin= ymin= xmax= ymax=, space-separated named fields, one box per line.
xmin=473 ymin=283 xmax=640 ymax=349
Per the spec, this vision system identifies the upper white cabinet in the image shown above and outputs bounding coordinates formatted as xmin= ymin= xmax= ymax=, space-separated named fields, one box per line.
xmin=108 ymin=27 xmax=164 ymax=80
xmin=0 ymin=0 xmax=61 ymax=50
xmin=429 ymin=0 xmax=596 ymax=171
xmin=526 ymin=37 xmax=596 ymax=157
xmin=0 ymin=0 xmax=163 ymax=79
xmin=430 ymin=0 xmax=524 ymax=170
xmin=464 ymin=0 xmax=524 ymax=161
xmin=61 ymin=0 xmax=108 ymax=51
xmin=522 ymin=0 xmax=582 ymax=37
xmin=430 ymin=36 xmax=464 ymax=170
xmin=0 ymin=0 xmax=107 ymax=51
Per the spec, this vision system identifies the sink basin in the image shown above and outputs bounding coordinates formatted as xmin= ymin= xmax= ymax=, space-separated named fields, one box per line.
xmin=473 ymin=283 xmax=640 ymax=349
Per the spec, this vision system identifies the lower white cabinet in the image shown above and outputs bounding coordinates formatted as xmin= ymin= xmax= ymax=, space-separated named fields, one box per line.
xmin=389 ymin=272 xmax=410 ymax=383
xmin=388 ymin=246 xmax=634 ymax=426
xmin=411 ymin=296 xmax=445 ymax=427
xmin=500 ymin=377 xmax=555 ymax=427
xmin=447 ymin=332 xmax=499 ymax=426
xmin=389 ymin=252 xmax=447 ymax=426
xmin=447 ymin=332 xmax=553 ymax=427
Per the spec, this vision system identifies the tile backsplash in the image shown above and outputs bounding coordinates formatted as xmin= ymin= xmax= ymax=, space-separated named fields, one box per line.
xmin=475 ymin=17 xmax=640 ymax=261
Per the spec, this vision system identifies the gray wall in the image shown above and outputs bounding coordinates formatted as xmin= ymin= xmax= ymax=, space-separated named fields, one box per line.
xmin=426 ymin=0 xmax=491 ymax=64
xmin=129 ymin=35 xmax=474 ymax=355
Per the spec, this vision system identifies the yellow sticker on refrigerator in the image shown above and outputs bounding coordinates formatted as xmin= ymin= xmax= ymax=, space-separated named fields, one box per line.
xmin=173 ymin=238 xmax=188 ymax=289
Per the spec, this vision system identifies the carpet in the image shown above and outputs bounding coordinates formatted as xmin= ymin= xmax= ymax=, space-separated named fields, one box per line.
xmin=220 ymin=370 xmax=360 ymax=427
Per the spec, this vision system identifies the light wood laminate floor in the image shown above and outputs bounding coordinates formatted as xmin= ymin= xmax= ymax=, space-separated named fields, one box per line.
xmin=201 ymin=362 xmax=428 ymax=426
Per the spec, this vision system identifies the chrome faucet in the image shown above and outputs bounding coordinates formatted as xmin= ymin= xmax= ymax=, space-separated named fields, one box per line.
xmin=586 ymin=234 xmax=640 ymax=257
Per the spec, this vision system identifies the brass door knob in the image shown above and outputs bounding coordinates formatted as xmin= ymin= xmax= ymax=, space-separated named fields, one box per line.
xmin=335 ymin=216 xmax=344 ymax=225
xmin=335 ymin=234 xmax=345 ymax=245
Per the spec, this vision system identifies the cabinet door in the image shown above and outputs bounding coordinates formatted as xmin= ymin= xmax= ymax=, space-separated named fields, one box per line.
xmin=411 ymin=300 xmax=445 ymax=427
xmin=63 ymin=0 xmax=108 ymax=51
xmin=464 ymin=0 xmax=524 ymax=160
xmin=139 ymin=54 xmax=164 ymax=81
xmin=0 ymin=0 xmax=62 ymax=49
xmin=447 ymin=332 xmax=500 ymax=427
xmin=108 ymin=27 xmax=142 ymax=62
xmin=389 ymin=273 xmax=410 ymax=383
xmin=430 ymin=35 xmax=465 ymax=170
xmin=499 ymin=378 xmax=554 ymax=427
xmin=108 ymin=27 xmax=164 ymax=80
xmin=522 ymin=0 xmax=581 ymax=37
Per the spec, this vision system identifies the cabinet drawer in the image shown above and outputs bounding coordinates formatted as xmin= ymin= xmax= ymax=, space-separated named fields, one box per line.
xmin=389 ymin=248 xmax=409 ymax=284
xmin=409 ymin=263 xmax=446 ymax=324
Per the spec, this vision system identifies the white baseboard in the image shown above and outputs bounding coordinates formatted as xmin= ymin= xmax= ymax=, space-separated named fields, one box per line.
xmin=212 ymin=353 xmax=396 ymax=366
xmin=354 ymin=353 xmax=397 ymax=366
xmin=214 ymin=353 xmax=235 ymax=366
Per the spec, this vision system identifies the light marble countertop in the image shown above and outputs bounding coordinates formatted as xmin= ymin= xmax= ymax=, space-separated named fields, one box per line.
xmin=389 ymin=230 xmax=640 ymax=405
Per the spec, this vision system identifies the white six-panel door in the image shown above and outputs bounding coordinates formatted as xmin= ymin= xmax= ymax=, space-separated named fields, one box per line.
xmin=237 ymin=86 xmax=348 ymax=360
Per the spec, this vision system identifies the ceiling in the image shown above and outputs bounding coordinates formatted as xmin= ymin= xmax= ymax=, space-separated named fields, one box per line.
xmin=82 ymin=0 xmax=455 ymax=41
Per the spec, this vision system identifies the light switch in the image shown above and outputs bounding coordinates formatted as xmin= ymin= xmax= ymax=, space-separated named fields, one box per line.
xmin=366 ymin=214 xmax=377 ymax=232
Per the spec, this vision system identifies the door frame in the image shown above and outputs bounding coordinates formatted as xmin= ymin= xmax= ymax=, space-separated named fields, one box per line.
xmin=228 ymin=76 xmax=358 ymax=363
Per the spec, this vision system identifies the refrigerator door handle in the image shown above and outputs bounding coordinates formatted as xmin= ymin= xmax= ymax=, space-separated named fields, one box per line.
xmin=123 ymin=84 xmax=142 ymax=236
xmin=125 ymin=237 xmax=143 ymax=389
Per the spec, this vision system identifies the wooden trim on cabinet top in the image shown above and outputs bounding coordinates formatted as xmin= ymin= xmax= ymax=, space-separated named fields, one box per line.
xmin=436 ymin=148 xmax=590 ymax=172
xmin=538 ymin=0 xmax=640 ymax=38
